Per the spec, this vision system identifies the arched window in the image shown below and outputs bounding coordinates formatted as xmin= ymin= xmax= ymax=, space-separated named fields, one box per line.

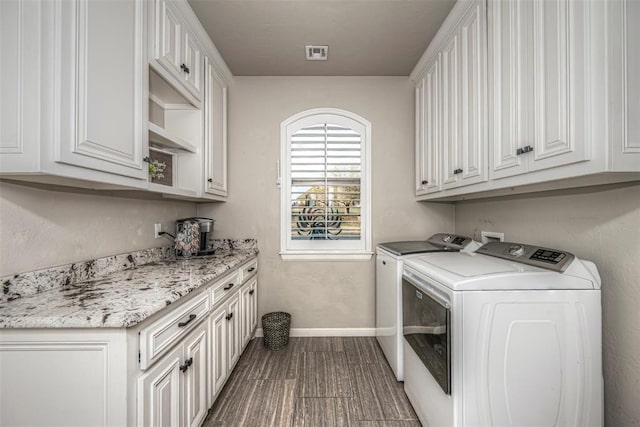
xmin=280 ymin=108 xmax=372 ymax=260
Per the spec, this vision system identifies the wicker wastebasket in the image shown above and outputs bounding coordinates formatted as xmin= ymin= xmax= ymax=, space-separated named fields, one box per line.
xmin=261 ymin=312 xmax=291 ymax=350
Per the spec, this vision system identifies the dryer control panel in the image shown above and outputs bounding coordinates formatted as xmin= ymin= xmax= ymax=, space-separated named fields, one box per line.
xmin=477 ymin=242 xmax=575 ymax=272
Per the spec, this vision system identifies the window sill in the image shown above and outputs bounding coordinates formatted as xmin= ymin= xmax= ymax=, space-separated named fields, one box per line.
xmin=279 ymin=251 xmax=373 ymax=261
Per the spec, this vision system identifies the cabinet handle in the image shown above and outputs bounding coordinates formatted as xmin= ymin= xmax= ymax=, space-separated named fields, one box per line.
xmin=143 ymin=156 xmax=151 ymax=163
xmin=223 ymin=283 xmax=234 ymax=291
xmin=178 ymin=314 xmax=196 ymax=328
xmin=248 ymin=267 xmax=255 ymax=272
xmin=453 ymin=168 xmax=463 ymax=175
xmin=421 ymin=180 xmax=428 ymax=185
xmin=382 ymin=260 xmax=386 ymax=265
xmin=180 ymin=357 xmax=193 ymax=373
xmin=226 ymin=312 xmax=234 ymax=321
xmin=516 ymin=145 xmax=534 ymax=155
xmin=207 ymin=178 xmax=213 ymax=183
xmin=249 ymin=289 xmax=255 ymax=295
xmin=180 ymin=63 xmax=190 ymax=74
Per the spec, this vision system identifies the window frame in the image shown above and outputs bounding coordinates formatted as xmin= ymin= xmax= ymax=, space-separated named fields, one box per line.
xmin=280 ymin=108 xmax=372 ymax=261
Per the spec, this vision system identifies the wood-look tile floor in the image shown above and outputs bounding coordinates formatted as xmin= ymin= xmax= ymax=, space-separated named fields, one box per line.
xmin=203 ymin=337 xmax=421 ymax=427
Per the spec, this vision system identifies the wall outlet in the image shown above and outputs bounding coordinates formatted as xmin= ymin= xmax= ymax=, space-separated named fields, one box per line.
xmin=154 ymin=223 xmax=162 ymax=239
xmin=481 ymin=231 xmax=505 ymax=244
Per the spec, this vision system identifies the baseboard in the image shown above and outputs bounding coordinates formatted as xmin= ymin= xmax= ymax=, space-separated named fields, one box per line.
xmin=254 ymin=327 xmax=376 ymax=338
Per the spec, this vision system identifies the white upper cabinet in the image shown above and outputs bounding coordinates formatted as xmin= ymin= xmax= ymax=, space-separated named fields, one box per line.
xmin=183 ymin=29 xmax=203 ymax=98
xmin=458 ymin=2 xmax=487 ymax=186
xmin=413 ymin=0 xmax=487 ymax=196
xmin=56 ymin=0 xmax=147 ymax=180
xmin=609 ymin=0 xmax=640 ymax=170
xmin=412 ymin=0 xmax=639 ymax=201
xmin=152 ymin=0 xmax=204 ymax=105
xmin=204 ymin=58 xmax=228 ymax=198
xmin=441 ymin=31 xmax=461 ymax=188
xmin=155 ymin=0 xmax=182 ymax=81
xmin=0 ymin=0 xmax=148 ymax=187
xmin=415 ymin=55 xmax=442 ymax=195
xmin=489 ymin=0 xmax=589 ymax=180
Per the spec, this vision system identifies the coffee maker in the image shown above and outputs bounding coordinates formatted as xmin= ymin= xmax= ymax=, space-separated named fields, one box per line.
xmin=175 ymin=217 xmax=215 ymax=258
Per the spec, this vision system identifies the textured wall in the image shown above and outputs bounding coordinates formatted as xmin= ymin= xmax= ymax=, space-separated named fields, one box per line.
xmin=454 ymin=183 xmax=640 ymax=426
xmin=0 ymin=181 xmax=196 ymax=276
xmin=198 ymin=76 xmax=454 ymax=329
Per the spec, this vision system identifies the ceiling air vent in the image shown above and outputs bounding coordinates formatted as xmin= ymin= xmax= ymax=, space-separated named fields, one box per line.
xmin=305 ymin=45 xmax=328 ymax=61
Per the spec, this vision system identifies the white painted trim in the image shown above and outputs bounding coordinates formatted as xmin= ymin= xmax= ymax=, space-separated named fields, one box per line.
xmin=254 ymin=328 xmax=376 ymax=338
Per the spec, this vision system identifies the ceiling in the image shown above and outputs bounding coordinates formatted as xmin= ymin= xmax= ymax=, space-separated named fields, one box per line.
xmin=187 ymin=0 xmax=456 ymax=76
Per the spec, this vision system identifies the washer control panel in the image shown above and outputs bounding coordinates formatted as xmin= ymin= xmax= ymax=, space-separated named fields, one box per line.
xmin=477 ymin=242 xmax=575 ymax=272
xmin=427 ymin=233 xmax=475 ymax=250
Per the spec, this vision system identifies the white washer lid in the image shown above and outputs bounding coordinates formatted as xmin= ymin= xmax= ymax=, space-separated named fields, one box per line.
xmin=414 ymin=252 xmax=518 ymax=276
xmin=404 ymin=252 xmax=598 ymax=291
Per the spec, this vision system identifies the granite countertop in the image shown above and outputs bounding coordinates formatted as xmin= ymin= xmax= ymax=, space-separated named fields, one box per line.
xmin=0 ymin=241 xmax=258 ymax=329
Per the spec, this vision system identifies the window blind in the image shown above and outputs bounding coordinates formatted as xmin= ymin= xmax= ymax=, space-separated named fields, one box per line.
xmin=290 ymin=123 xmax=362 ymax=240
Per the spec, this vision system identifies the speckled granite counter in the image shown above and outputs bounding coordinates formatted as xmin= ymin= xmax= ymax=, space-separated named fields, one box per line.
xmin=0 ymin=240 xmax=258 ymax=329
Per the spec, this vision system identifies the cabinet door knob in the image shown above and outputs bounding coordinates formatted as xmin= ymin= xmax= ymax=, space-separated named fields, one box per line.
xmin=180 ymin=63 xmax=190 ymax=74
xmin=421 ymin=180 xmax=428 ymax=185
xmin=382 ymin=260 xmax=386 ymax=265
xmin=226 ymin=312 xmax=234 ymax=321
xmin=178 ymin=314 xmax=196 ymax=328
xmin=453 ymin=168 xmax=463 ymax=175
xmin=207 ymin=178 xmax=213 ymax=183
xmin=180 ymin=357 xmax=193 ymax=372
xmin=249 ymin=289 xmax=255 ymax=295
xmin=223 ymin=283 xmax=234 ymax=291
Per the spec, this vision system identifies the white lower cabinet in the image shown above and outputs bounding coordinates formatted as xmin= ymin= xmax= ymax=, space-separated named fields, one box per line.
xmin=226 ymin=294 xmax=241 ymax=370
xmin=138 ymin=321 xmax=208 ymax=427
xmin=209 ymin=304 xmax=229 ymax=403
xmin=240 ymin=278 xmax=258 ymax=348
xmin=0 ymin=257 xmax=258 ymax=427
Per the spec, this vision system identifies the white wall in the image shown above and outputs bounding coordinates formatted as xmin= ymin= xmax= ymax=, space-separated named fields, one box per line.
xmin=198 ymin=76 xmax=454 ymax=329
xmin=454 ymin=183 xmax=640 ymax=426
xmin=0 ymin=181 xmax=196 ymax=276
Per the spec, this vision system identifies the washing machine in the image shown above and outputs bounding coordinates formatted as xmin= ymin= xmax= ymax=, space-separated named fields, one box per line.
xmin=402 ymin=241 xmax=603 ymax=427
xmin=375 ymin=233 xmax=480 ymax=381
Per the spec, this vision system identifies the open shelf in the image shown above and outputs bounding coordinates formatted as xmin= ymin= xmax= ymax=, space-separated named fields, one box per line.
xmin=149 ymin=68 xmax=197 ymax=110
xmin=148 ymin=122 xmax=198 ymax=153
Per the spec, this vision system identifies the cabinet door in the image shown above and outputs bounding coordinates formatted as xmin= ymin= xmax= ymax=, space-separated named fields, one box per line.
xmin=182 ymin=29 xmax=203 ymax=100
xmin=529 ymin=0 xmax=590 ymax=172
xmin=458 ymin=0 xmax=488 ymax=186
xmin=204 ymin=60 xmax=228 ymax=196
xmin=137 ymin=345 xmax=182 ymax=427
xmin=183 ymin=323 xmax=208 ymax=427
xmin=0 ymin=0 xmax=41 ymax=173
xmin=56 ymin=0 xmax=147 ymax=179
xmin=227 ymin=294 xmax=241 ymax=370
xmin=610 ymin=0 xmax=640 ymax=170
xmin=240 ymin=283 xmax=252 ymax=348
xmin=154 ymin=0 xmax=182 ymax=81
xmin=249 ymin=279 xmax=258 ymax=333
xmin=416 ymin=56 xmax=442 ymax=195
xmin=209 ymin=306 xmax=228 ymax=399
xmin=488 ymin=0 xmax=531 ymax=179
xmin=441 ymin=32 xmax=461 ymax=188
